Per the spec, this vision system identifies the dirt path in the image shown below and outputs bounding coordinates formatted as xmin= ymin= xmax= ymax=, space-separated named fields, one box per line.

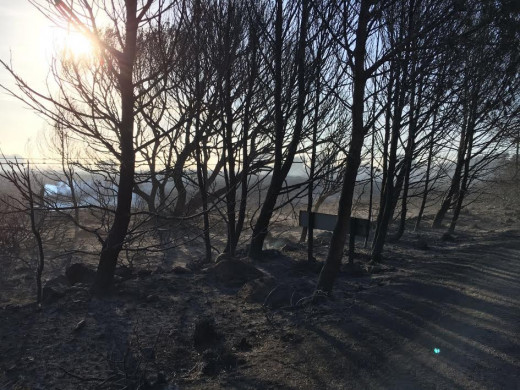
xmin=355 ymin=229 xmax=520 ymax=389
xmin=245 ymin=228 xmax=520 ymax=390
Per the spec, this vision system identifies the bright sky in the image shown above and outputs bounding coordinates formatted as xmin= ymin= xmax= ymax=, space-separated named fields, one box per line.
xmin=0 ymin=1 xmax=59 ymax=158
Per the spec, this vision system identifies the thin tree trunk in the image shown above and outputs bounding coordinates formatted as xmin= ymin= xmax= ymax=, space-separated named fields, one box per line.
xmin=249 ymin=0 xmax=284 ymax=258
xmin=171 ymin=131 xmax=196 ymax=216
xmin=371 ymin=59 xmax=406 ymax=262
xmin=27 ymin=165 xmax=45 ymax=304
xmin=514 ymin=127 xmax=519 ymax=178
xmin=316 ymin=0 xmax=370 ymax=293
xmin=365 ymin=93 xmax=377 ymax=248
xmin=249 ymin=174 xmax=284 ymax=257
xmin=249 ymin=0 xmax=308 ymax=258
xmin=365 ymin=129 xmax=375 ymax=248
xmin=63 ymin=164 xmax=80 ymax=225
xmin=378 ymin=68 xmax=394 ymax=225
xmin=448 ymin=106 xmax=476 ymax=234
xmin=307 ymin=43 xmax=321 ymax=262
xmin=234 ymin=21 xmax=258 ymax=250
xmin=221 ymin=4 xmax=238 ymax=255
xmin=432 ymin=78 xmax=473 ymax=229
xmin=172 ymin=166 xmax=188 ymax=216
xmin=394 ymin=79 xmax=421 ymax=241
xmin=57 ymin=128 xmax=80 ymax=226
xmin=432 ymin=107 xmax=469 ymax=228
xmin=196 ymin=140 xmax=212 ymax=262
xmin=223 ymin=92 xmax=237 ymax=255
xmin=415 ymin=109 xmax=437 ymax=231
xmin=193 ymin=6 xmax=211 ymax=262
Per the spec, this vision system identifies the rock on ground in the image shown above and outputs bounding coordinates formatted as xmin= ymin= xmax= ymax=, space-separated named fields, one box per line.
xmin=210 ymin=259 xmax=265 ymax=287
xmin=65 ymin=263 xmax=96 ymax=285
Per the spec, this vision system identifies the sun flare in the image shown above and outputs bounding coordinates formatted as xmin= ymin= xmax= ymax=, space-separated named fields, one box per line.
xmin=62 ymin=31 xmax=94 ymax=59
xmin=48 ymin=26 xmax=99 ymax=62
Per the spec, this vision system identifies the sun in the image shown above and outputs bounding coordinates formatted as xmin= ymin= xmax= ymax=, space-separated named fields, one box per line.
xmin=48 ymin=26 xmax=99 ymax=62
xmin=62 ymin=31 xmax=95 ymax=59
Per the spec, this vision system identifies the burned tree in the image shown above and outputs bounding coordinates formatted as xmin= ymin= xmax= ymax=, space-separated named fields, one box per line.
xmin=1 ymin=0 xmax=179 ymax=292
xmin=0 ymin=158 xmax=46 ymax=303
xmin=248 ymin=0 xmax=311 ymax=258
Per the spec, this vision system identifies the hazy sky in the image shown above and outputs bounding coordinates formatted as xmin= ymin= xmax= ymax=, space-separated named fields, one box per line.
xmin=0 ymin=1 xmax=56 ymax=158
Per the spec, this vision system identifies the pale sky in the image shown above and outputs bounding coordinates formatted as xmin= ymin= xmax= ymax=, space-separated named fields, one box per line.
xmin=0 ymin=1 xmax=57 ymax=158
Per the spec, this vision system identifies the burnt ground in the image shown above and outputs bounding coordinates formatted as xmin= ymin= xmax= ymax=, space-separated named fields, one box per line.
xmin=0 ymin=210 xmax=519 ymax=390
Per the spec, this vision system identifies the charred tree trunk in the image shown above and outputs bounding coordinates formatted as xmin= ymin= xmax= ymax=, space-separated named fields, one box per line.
xmin=371 ymin=59 xmax=406 ymax=262
xmin=432 ymin=100 xmax=469 ymax=228
xmin=415 ymin=109 xmax=437 ymax=231
xmin=365 ymin=88 xmax=378 ymax=248
xmin=316 ymin=0 xmax=370 ymax=293
xmin=431 ymin=78 xmax=474 ymax=230
xmin=249 ymin=0 xmax=308 ymax=258
xmin=378 ymin=69 xmax=394 ymax=221
xmin=193 ymin=4 xmax=211 ymax=262
xmin=93 ymin=1 xmax=138 ymax=292
xmin=448 ymin=106 xmax=476 ymax=234
xmin=223 ymin=100 xmax=238 ymax=255
xmin=222 ymin=4 xmax=239 ymax=256
xmin=249 ymin=0 xmax=284 ymax=258
xmin=234 ymin=22 xmax=258 ymax=251
xmin=172 ymin=160 xmax=188 ymax=216
xmin=196 ymin=138 xmax=212 ymax=262
xmin=394 ymin=79 xmax=421 ymax=241
xmin=27 ymin=165 xmax=45 ymax=304
xmin=307 ymin=44 xmax=322 ymax=262
xmin=171 ymin=126 xmax=197 ymax=216
xmin=514 ymin=129 xmax=520 ymax=178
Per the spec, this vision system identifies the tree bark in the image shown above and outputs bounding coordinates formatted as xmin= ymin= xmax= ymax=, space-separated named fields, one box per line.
xmin=93 ymin=1 xmax=138 ymax=292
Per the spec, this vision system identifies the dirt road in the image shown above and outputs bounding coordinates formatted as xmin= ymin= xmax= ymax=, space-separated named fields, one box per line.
xmin=354 ymin=229 xmax=520 ymax=389
xmin=249 ymin=227 xmax=520 ymax=390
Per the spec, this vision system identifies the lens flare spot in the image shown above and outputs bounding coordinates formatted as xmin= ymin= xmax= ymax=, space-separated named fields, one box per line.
xmin=434 ymin=348 xmax=441 ymax=354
